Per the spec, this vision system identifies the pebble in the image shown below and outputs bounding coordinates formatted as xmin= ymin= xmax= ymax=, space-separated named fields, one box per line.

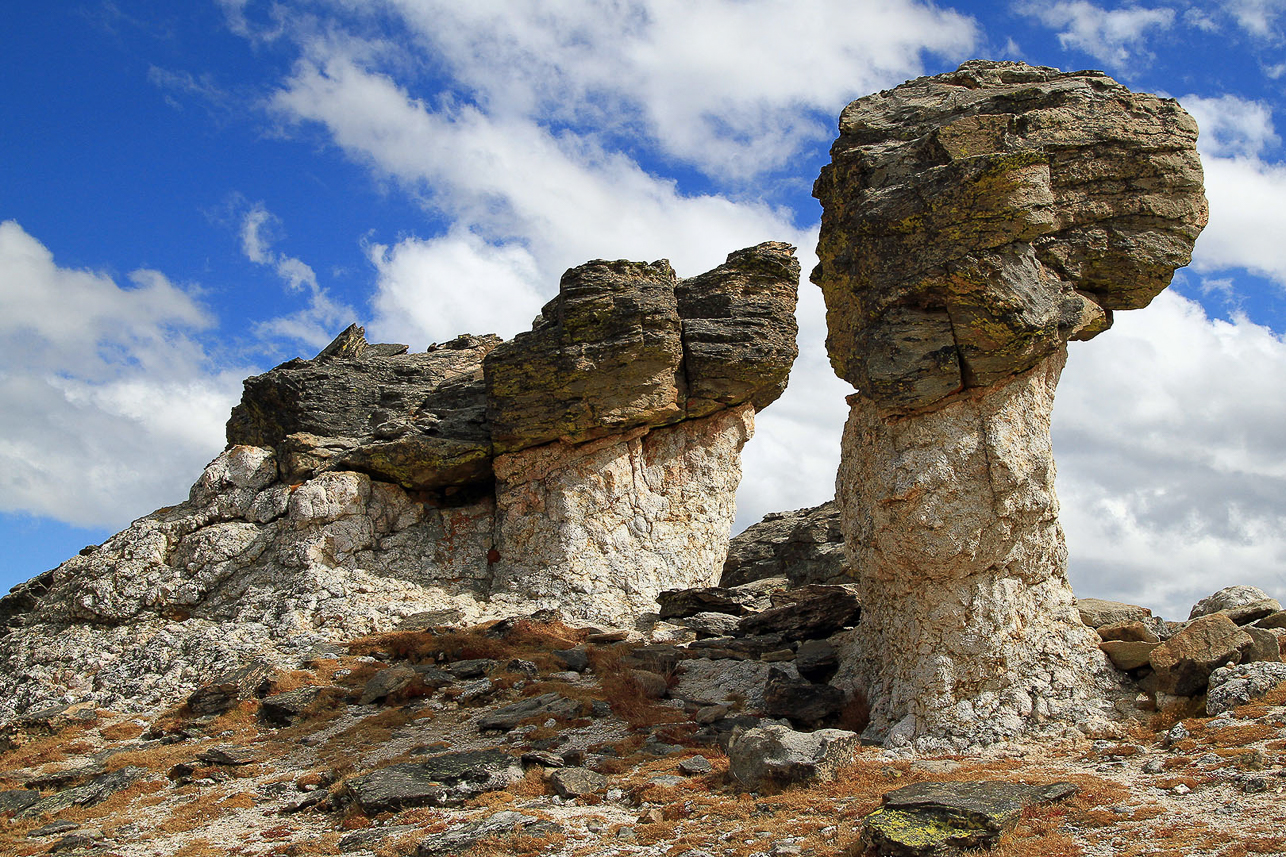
xmin=1172 ymin=783 xmax=1191 ymax=795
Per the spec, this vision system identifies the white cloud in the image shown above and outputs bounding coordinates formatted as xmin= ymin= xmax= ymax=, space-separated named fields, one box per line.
xmin=1228 ymin=0 xmax=1286 ymax=38
xmin=237 ymin=201 xmax=355 ymax=349
xmin=1190 ymin=151 xmax=1286 ymax=288
xmin=0 ymin=221 xmax=245 ymax=528
xmin=375 ymin=0 xmax=978 ymax=180
xmin=1017 ymin=1 xmax=1176 ymax=67
xmin=365 ymin=229 xmax=545 ymax=346
xmin=1180 ymin=94 xmax=1286 ymax=287
xmin=1055 ymin=290 xmax=1286 ymax=618
xmin=1183 ymin=93 xmax=1279 ymax=158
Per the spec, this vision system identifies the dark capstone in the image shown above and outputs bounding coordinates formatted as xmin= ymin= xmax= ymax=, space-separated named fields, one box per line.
xmin=553 ymin=646 xmax=590 ymax=673
xmin=863 ymin=780 xmax=1080 ymax=856
xmin=676 ymin=241 xmax=800 ymax=416
xmin=476 ymin=692 xmax=586 ymax=732
xmin=411 ymin=665 xmax=457 ymax=689
xmin=737 ymin=585 xmax=861 ymax=641
xmin=685 ymin=634 xmax=789 ymax=659
xmin=345 ymin=750 xmax=523 ymax=813
xmin=485 ymin=259 xmax=686 ymax=453
xmin=225 ymin=325 xmax=499 ymax=493
xmin=720 ymin=501 xmax=849 ymax=588
xmin=814 ymin=60 xmax=1207 ymax=411
xmin=762 ymin=668 xmax=844 ymax=727
xmin=795 ymin=639 xmax=840 ymax=683
xmin=0 ymin=789 xmax=41 ymax=814
xmin=485 ymin=243 xmax=800 ymax=453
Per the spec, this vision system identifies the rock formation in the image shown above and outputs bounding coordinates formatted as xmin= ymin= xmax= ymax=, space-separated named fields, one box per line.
xmin=0 ymin=242 xmax=799 ymax=720
xmin=813 ymin=60 xmax=1208 ymax=749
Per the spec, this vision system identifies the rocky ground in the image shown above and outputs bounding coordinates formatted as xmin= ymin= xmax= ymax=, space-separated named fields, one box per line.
xmin=2 ymin=600 xmax=1284 ymax=857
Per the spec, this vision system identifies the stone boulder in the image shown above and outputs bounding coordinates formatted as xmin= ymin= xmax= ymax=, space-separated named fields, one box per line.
xmin=862 ymin=781 xmax=1078 ymax=857
xmin=814 ymin=61 xmax=1206 ymax=410
xmin=726 ymin=724 xmax=859 ymax=789
xmin=1207 ymin=662 xmax=1286 ymax=715
xmin=1077 ymin=598 xmax=1154 ymax=630
xmin=485 ymin=242 xmax=799 ymax=452
xmin=344 ymin=750 xmax=523 ymax=813
xmin=816 ymin=60 xmax=1206 ymax=748
xmin=1189 ymin=585 xmax=1281 ymax=625
xmin=719 ymin=502 xmax=849 ymax=587
xmin=1150 ymin=613 xmax=1255 ymax=697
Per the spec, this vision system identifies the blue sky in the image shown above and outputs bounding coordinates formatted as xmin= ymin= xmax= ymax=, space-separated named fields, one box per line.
xmin=4 ymin=0 xmax=1286 ymax=618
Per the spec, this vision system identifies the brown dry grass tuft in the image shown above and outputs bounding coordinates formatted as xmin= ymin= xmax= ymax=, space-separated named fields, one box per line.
xmin=587 ymin=646 xmax=686 ymax=729
xmin=349 ymin=618 xmax=588 ymax=673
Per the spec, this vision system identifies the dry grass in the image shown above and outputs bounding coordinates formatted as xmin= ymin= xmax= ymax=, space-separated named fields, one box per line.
xmin=587 ymin=646 xmax=686 ymax=729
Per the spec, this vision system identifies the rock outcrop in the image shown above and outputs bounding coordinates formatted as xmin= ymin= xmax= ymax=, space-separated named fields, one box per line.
xmin=815 ymin=60 xmax=1208 ymax=749
xmin=719 ymin=501 xmax=848 ymax=587
xmin=0 ymin=243 xmax=799 ymax=721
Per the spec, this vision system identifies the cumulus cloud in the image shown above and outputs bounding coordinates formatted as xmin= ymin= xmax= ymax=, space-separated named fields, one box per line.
xmin=1183 ymin=95 xmax=1286 ymax=287
xmin=1016 ymin=0 xmax=1176 ymax=67
xmin=374 ymin=0 xmax=978 ymax=180
xmin=1227 ymin=0 xmax=1286 ymax=38
xmin=1054 ymin=290 xmax=1286 ymax=618
xmin=0 ymin=221 xmax=244 ymax=528
xmin=237 ymin=201 xmax=355 ymax=349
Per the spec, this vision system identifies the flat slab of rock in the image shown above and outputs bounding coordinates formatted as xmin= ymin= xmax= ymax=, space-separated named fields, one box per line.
xmin=736 ymin=585 xmax=860 ymax=640
xmin=1190 ymin=586 xmax=1277 ymax=620
xmin=344 ymin=750 xmax=522 ymax=813
xmin=17 ymin=767 xmax=149 ymax=819
xmin=1077 ymin=598 xmax=1153 ymax=629
xmin=863 ymin=780 xmax=1078 ymax=856
xmin=417 ymin=810 xmax=562 ymax=857
xmin=1100 ymin=640 xmax=1160 ymax=671
xmin=550 ymin=767 xmax=608 ymax=798
xmin=657 ymin=577 xmax=788 ymax=619
xmin=476 ymin=692 xmax=586 ymax=732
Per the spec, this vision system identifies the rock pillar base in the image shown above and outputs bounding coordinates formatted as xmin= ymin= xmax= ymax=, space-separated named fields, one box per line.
xmin=832 ymin=350 xmax=1122 ymax=750
xmin=489 ymin=404 xmax=755 ymax=626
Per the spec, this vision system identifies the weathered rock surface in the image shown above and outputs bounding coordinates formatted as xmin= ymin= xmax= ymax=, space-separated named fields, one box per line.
xmin=726 ymin=723 xmax=859 ymax=789
xmin=862 ymin=780 xmax=1078 ymax=856
xmin=814 ymin=61 xmax=1206 ymax=409
xmin=1190 ymin=586 xmax=1277 ymax=620
xmin=719 ymin=502 xmax=848 ymax=587
xmin=816 ymin=60 xmax=1206 ymax=748
xmin=229 ymin=328 xmax=499 ymax=494
xmin=657 ymin=577 xmax=787 ymax=619
xmin=1207 ymin=661 xmax=1286 ymax=714
xmin=1077 ymin=598 xmax=1154 ymax=630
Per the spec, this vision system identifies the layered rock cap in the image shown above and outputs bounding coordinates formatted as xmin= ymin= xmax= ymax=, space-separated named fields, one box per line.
xmin=229 ymin=241 xmax=800 ymax=480
xmin=813 ymin=59 xmax=1207 ymax=410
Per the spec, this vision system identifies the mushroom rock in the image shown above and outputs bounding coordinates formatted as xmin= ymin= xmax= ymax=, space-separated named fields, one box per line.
xmin=0 ymin=243 xmax=799 ymax=719
xmin=813 ymin=60 xmax=1207 ymax=749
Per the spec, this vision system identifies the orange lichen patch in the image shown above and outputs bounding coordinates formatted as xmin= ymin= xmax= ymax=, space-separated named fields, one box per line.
xmin=1201 ymin=722 xmax=1277 ymax=748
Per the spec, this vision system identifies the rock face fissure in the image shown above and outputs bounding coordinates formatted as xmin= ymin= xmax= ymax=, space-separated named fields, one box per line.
xmin=0 ymin=243 xmax=798 ymax=720
xmin=815 ymin=60 xmax=1207 ymax=749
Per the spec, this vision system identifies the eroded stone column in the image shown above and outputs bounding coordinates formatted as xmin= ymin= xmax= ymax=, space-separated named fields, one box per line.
xmin=815 ymin=60 xmax=1208 ymax=749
